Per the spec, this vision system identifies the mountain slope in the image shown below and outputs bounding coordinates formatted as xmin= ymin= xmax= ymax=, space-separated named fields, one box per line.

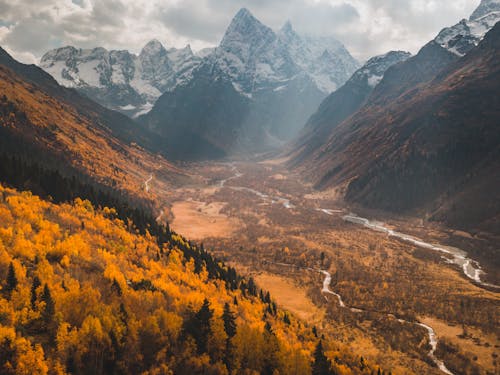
xmin=288 ymin=51 xmax=411 ymax=165
xmin=140 ymin=8 xmax=359 ymax=159
xmin=40 ymin=40 xmax=201 ymax=117
xmin=363 ymin=0 xmax=499 ymax=108
xmin=298 ymin=22 xmax=500 ymax=233
xmin=0 ymin=46 xmax=182 ymax=202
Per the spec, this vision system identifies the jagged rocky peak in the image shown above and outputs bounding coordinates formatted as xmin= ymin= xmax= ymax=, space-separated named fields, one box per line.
xmin=352 ymin=50 xmax=412 ymax=87
xmin=434 ymin=0 xmax=500 ymax=56
xmin=220 ymin=7 xmax=275 ymax=49
xmin=470 ymin=0 xmax=500 ymax=20
xmin=41 ymin=46 xmax=78 ymax=62
xmin=140 ymin=39 xmax=167 ymax=57
xmin=281 ymin=20 xmax=295 ymax=34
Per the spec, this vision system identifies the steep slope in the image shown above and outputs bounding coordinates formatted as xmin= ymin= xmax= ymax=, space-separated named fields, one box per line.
xmin=289 ymin=51 xmax=411 ymax=165
xmin=0 ymin=184 xmax=307 ymax=374
xmin=140 ymin=8 xmax=358 ymax=159
xmin=0 ymin=46 xmax=182 ymax=202
xmin=40 ymin=40 xmax=201 ymax=117
xmin=356 ymin=0 xmax=500 ymax=110
xmin=300 ymin=22 xmax=500 ymax=233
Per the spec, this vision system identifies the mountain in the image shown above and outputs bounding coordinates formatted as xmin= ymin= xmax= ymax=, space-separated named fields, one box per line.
xmin=140 ymin=8 xmax=359 ymax=159
xmin=288 ymin=51 xmax=411 ymax=165
xmin=0 ymin=46 xmax=183 ymax=202
xmin=294 ymin=20 xmax=500 ymax=234
xmin=40 ymin=40 xmax=201 ymax=117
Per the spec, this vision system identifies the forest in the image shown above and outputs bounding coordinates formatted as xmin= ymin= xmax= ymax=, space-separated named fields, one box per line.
xmin=0 ymin=175 xmax=387 ymax=374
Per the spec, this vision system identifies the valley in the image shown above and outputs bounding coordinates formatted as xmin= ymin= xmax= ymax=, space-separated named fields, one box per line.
xmin=150 ymin=159 xmax=499 ymax=375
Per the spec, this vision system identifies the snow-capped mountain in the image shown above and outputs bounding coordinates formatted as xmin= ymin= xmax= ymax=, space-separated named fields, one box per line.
xmin=40 ymin=40 xmax=201 ymax=117
xmin=348 ymin=51 xmax=412 ymax=89
xmin=278 ymin=20 xmax=359 ymax=93
xmin=434 ymin=0 xmax=500 ymax=56
xmin=210 ymin=8 xmax=358 ymax=96
xmin=140 ymin=8 xmax=359 ymax=159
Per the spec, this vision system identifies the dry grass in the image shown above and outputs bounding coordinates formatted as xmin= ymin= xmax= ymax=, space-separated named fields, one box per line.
xmin=421 ymin=316 xmax=499 ymax=373
xmin=253 ymin=272 xmax=325 ymax=323
xmin=171 ymin=200 xmax=242 ymax=240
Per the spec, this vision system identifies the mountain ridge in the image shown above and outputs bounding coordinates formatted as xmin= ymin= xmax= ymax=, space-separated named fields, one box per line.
xmin=140 ymin=8 xmax=359 ymax=159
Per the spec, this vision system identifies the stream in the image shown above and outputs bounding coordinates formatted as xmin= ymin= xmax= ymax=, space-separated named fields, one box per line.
xmin=341 ymin=214 xmax=499 ymax=290
xmin=146 ymin=163 xmax=495 ymax=373
xmin=267 ymin=259 xmax=454 ymax=374
xmin=215 ymin=164 xmax=498 ymax=289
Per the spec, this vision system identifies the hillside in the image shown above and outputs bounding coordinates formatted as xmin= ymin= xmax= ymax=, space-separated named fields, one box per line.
xmin=288 ymin=51 xmax=411 ymax=165
xmin=293 ymin=22 xmax=500 ymax=234
xmin=0 ymin=47 xmax=184 ymax=203
xmin=0 ymin=184 xmax=388 ymax=375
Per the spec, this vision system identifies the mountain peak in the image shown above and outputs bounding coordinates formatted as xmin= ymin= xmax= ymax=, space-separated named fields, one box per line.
xmin=221 ymin=8 xmax=274 ymax=48
xmin=141 ymin=39 xmax=167 ymax=56
xmin=234 ymin=7 xmax=254 ymax=20
xmin=470 ymin=0 xmax=500 ymax=20
xmin=281 ymin=20 xmax=294 ymax=33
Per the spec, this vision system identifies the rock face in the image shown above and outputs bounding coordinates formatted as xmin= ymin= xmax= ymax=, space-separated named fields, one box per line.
xmin=434 ymin=0 xmax=500 ymax=56
xmin=140 ymin=8 xmax=359 ymax=159
xmin=291 ymin=0 xmax=500 ymax=235
xmin=40 ymin=40 xmax=201 ymax=118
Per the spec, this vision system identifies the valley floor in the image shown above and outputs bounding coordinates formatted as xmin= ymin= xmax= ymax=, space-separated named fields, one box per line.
xmin=149 ymin=158 xmax=499 ymax=375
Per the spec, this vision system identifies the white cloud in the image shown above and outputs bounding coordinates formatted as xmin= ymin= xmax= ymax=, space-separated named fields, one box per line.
xmin=0 ymin=0 xmax=481 ymax=64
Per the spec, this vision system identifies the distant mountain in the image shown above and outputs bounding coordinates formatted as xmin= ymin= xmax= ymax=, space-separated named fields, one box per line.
xmin=293 ymin=20 xmax=500 ymax=234
xmin=40 ymin=40 xmax=201 ymax=117
xmin=140 ymin=8 xmax=359 ymax=159
xmin=0 ymin=46 xmax=182 ymax=200
xmin=288 ymin=51 xmax=411 ymax=165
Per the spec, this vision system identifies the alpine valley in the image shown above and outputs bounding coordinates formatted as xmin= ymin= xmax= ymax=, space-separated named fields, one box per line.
xmin=0 ymin=1 xmax=499 ymax=375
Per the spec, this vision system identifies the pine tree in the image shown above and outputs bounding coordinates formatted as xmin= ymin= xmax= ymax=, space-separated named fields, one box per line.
xmin=222 ymin=303 xmax=236 ymax=339
xmin=222 ymin=302 xmax=237 ymax=371
xmin=41 ymin=284 xmax=55 ymax=322
xmin=5 ymin=262 xmax=17 ymax=297
xmin=312 ymin=340 xmax=334 ymax=375
xmin=184 ymin=298 xmax=213 ymax=354
xmin=30 ymin=276 xmax=41 ymax=309
xmin=283 ymin=312 xmax=291 ymax=325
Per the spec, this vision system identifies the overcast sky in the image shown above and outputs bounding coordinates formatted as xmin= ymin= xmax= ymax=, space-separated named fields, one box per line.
xmin=0 ymin=0 xmax=481 ymax=64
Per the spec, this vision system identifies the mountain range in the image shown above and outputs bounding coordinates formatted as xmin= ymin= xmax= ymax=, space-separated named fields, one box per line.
xmin=40 ymin=40 xmax=202 ymax=118
xmin=290 ymin=0 xmax=500 ymax=234
xmin=41 ymin=8 xmax=359 ymax=159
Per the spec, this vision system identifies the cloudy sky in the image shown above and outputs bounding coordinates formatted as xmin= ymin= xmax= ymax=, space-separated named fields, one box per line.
xmin=0 ymin=0 xmax=480 ymax=64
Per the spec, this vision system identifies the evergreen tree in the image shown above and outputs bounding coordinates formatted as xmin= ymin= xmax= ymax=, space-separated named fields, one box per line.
xmin=312 ymin=340 xmax=334 ymax=375
xmin=283 ymin=312 xmax=291 ymax=325
xmin=184 ymin=298 xmax=213 ymax=354
xmin=222 ymin=302 xmax=237 ymax=371
xmin=5 ymin=262 xmax=17 ymax=297
xmin=41 ymin=284 xmax=55 ymax=322
xmin=249 ymin=277 xmax=258 ymax=296
xmin=222 ymin=303 xmax=236 ymax=339
xmin=30 ymin=276 xmax=41 ymax=309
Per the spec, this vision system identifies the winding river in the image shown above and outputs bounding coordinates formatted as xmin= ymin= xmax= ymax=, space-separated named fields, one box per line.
xmin=215 ymin=163 xmax=498 ymax=290
xmin=267 ymin=260 xmax=454 ymax=374
xmin=146 ymin=163 xmax=496 ymax=374
xmin=321 ymin=268 xmax=453 ymax=374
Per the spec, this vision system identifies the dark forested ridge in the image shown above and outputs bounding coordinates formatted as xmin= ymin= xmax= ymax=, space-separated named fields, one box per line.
xmin=292 ymin=22 xmax=500 ymax=235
